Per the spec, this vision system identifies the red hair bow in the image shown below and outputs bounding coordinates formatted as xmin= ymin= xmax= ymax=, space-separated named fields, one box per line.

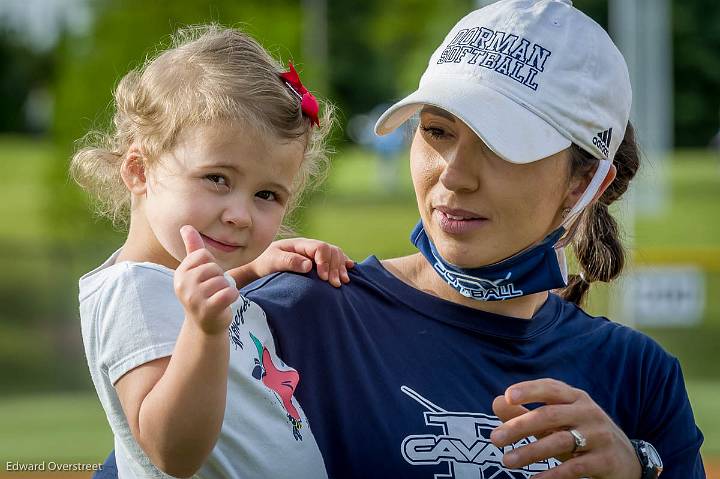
xmin=280 ymin=62 xmax=320 ymax=127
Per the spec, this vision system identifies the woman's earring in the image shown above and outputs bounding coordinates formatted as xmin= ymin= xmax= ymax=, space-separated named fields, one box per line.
xmin=561 ymin=207 xmax=571 ymax=219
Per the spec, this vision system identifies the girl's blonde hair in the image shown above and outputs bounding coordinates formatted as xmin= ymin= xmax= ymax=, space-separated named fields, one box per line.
xmin=71 ymin=25 xmax=334 ymax=229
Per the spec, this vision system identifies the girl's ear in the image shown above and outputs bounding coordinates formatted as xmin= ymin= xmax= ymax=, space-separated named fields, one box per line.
xmin=120 ymin=146 xmax=148 ymax=195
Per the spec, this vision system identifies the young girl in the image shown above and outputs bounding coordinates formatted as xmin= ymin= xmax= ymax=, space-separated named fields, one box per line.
xmin=74 ymin=25 xmax=349 ymax=478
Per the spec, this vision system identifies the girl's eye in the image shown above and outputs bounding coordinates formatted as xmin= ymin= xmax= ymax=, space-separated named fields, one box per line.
xmin=256 ymin=190 xmax=277 ymax=201
xmin=206 ymin=174 xmax=229 ymax=187
xmin=420 ymin=125 xmax=447 ymax=139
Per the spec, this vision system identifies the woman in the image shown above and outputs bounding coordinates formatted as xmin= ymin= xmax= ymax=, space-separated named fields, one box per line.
xmin=95 ymin=1 xmax=703 ymax=478
xmin=243 ymin=1 xmax=704 ymax=478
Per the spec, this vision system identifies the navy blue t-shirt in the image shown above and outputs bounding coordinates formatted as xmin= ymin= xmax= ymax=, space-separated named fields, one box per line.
xmin=243 ymin=256 xmax=705 ymax=479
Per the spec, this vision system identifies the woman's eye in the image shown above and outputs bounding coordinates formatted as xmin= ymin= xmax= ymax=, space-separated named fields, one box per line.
xmin=420 ymin=125 xmax=447 ymax=139
xmin=206 ymin=174 xmax=229 ymax=187
xmin=256 ymin=190 xmax=277 ymax=201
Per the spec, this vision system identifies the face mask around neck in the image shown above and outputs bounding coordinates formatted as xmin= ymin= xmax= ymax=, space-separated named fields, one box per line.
xmin=410 ymin=221 xmax=568 ymax=301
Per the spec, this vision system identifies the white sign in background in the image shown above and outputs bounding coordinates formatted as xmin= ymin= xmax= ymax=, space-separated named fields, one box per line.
xmin=623 ymin=266 xmax=706 ymax=327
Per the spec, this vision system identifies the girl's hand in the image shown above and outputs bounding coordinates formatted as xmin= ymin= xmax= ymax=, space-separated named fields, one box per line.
xmin=228 ymin=238 xmax=354 ymax=288
xmin=490 ymin=378 xmax=641 ymax=479
xmin=174 ymin=225 xmax=239 ymax=335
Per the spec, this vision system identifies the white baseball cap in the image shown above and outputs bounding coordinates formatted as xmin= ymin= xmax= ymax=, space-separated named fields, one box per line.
xmin=375 ymin=0 xmax=632 ymax=166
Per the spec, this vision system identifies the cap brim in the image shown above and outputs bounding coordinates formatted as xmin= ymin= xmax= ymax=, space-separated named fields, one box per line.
xmin=374 ymin=78 xmax=571 ymax=164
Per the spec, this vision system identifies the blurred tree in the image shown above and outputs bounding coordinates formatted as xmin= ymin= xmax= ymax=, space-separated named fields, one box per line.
xmin=333 ymin=0 xmax=606 ymax=127
xmin=367 ymin=0 xmax=472 ymax=101
xmin=574 ymin=0 xmax=608 ymax=27
xmin=673 ymin=0 xmax=720 ymax=147
xmin=0 ymin=27 xmax=54 ymax=133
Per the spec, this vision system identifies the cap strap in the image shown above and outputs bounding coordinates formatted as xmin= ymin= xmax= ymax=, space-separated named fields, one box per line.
xmin=562 ymin=159 xmax=612 ymax=227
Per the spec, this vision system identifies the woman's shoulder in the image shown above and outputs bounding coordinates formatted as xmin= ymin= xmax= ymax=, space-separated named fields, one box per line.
xmin=240 ymin=256 xmax=403 ymax=325
xmin=552 ymin=293 xmax=676 ymax=366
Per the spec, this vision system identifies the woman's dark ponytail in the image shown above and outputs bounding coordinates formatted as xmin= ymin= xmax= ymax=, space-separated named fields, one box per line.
xmin=559 ymin=122 xmax=640 ymax=306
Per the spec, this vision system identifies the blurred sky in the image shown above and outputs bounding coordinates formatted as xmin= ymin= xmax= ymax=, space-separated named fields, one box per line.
xmin=0 ymin=0 xmax=91 ymax=50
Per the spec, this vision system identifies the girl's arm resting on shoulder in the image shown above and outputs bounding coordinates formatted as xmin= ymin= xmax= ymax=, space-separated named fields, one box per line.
xmin=114 ymin=319 xmax=229 ymax=479
xmin=228 ymin=237 xmax=354 ymax=289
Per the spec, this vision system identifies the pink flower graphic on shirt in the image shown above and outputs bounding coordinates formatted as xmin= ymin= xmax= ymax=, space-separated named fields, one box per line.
xmin=250 ymin=332 xmax=304 ymax=440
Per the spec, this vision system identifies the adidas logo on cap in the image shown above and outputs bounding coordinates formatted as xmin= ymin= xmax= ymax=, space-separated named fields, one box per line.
xmin=592 ymin=128 xmax=612 ymax=158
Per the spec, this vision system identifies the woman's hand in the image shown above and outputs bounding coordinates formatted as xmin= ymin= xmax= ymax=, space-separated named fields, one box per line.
xmin=228 ymin=238 xmax=354 ymax=288
xmin=174 ymin=225 xmax=239 ymax=335
xmin=490 ymin=378 xmax=641 ymax=479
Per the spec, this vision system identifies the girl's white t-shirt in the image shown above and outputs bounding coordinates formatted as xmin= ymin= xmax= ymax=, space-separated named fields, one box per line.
xmin=79 ymin=250 xmax=328 ymax=479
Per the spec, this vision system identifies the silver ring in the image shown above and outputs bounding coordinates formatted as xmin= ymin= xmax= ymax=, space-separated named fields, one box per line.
xmin=569 ymin=429 xmax=587 ymax=453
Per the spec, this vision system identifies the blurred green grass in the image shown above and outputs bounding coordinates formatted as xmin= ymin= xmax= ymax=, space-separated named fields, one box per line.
xmin=0 ymin=136 xmax=718 ymax=463
xmin=0 ymin=393 xmax=111 ymax=465
xmin=635 ymin=151 xmax=720 ymax=248
xmin=688 ymin=381 xmax=720 ymax=457
xmin=0 ymin=136 xmax=56 ymax=242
